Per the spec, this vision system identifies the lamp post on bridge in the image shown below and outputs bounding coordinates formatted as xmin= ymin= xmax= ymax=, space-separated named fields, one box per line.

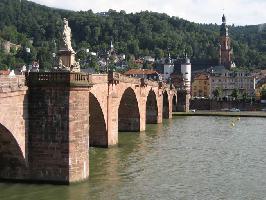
xmin=25 ymin=47 xmax=31 ymax=71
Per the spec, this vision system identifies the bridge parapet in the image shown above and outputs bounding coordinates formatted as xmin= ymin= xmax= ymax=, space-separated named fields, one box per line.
xmin=90 ymin=74 xmax=108 ymax=84
xmin=0 ymin=75 xmax=27 ymax=93
xmin=27 ymin=72 xmax=92 ymax=87
xmin=140 ymin=78 xmax=159 ymax=87
xmin=108 ymin=72 xmax=141 ymax=85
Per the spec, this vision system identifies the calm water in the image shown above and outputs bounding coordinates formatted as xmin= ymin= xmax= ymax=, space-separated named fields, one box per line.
xmin=1 ymin=116 xmax=266 ymax=200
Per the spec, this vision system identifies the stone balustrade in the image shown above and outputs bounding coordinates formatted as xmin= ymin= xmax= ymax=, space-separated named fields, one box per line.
xmin=108 ymin=72 xmax=141 ymax=85
xmin=0 ymin=75 xmax=27 ymax=93
xmin=25 ymin=71 xmax=171 ymax=89
xmin=90 ymin=74 xmax=108 ymax=84
xmin=140 ymin=78 xmax=159 ymax=87
xmin=27 ymin=72 xmax=92 ymax=87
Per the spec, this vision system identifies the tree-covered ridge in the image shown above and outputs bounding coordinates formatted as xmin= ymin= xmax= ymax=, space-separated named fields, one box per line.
xmin=0 ymin=0 xmax=265 ymax=70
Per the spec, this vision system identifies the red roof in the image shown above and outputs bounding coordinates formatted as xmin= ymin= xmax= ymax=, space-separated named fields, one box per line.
xmin=124 ymin=69 xmax=159 ymax=75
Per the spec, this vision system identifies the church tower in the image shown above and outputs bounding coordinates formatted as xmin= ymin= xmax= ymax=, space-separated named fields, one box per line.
xmin=219 ymin=14 xmax=233 ymax=69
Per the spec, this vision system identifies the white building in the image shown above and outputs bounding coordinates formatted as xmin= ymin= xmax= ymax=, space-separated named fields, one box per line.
xmin=163 ymin=56 xmax=174 ymax=80
xmin=209 ymin=66 xmax=256 ymax=99
xmin=181 ymin=57 xmax=191 ymax=92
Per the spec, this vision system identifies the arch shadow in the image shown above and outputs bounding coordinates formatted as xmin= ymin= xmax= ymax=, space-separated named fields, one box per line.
xmin=146 ymin=90 xmax=158 ymax=124
xmin=163 ymin=91 xmax=169 ymax=119
xmin=172 ymin=94 xmax=177 ymax=112
xmin=118 ymin=88 xmax=140 ymax=132
xmin=89 ymin=93 xmax=107 ymax=147
xmin=0 ymin=124 xmax=26 ymax=179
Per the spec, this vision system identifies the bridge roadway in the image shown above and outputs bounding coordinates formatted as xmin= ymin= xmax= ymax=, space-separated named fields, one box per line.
xmin=0 ymin=72 xmax=178 ymax=184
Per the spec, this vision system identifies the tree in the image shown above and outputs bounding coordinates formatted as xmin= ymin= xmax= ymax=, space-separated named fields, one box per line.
xmin=212 ymin=87 xmax=222 ymax=99
xmin=231 ymin=89 xmax=241 ymax=100
xmin=242 ymin=92 xmax=248 ymax=101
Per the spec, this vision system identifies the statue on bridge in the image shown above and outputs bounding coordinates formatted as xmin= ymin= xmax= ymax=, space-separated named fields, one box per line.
xmin=56 ymin=18 xmax=80 ymax=72
xmin=61 ymin=18 xmax=74 ymax=52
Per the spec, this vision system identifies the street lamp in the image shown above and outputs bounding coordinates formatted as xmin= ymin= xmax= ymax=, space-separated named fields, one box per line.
xmin=52 ymin=52 xmax=56 ymax=70
xmin=25 ymin=47 xmax=31 ymax=71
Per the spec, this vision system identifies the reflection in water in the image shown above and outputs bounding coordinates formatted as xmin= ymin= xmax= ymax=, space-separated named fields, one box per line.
xmin=1 ymin=117 xmax=266 ymax=200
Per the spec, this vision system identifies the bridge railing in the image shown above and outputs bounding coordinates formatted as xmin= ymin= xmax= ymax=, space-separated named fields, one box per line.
xmin=90 ymin=74 xmax=108 ymax=84
xmin=27 ymin=72 xmax=92 ymax=87
xmin=108 ymin=72 xmax=141 ymax=85
xmin=140 ymin=78 xmax=158 ymax=87
xmin=0 ymin=75 xmax=26 ymax=93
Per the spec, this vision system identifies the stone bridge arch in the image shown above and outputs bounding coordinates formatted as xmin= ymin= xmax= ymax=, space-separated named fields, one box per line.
xmin=89 ymin=93 xmax=107 ymax=147
xmin=172 ymin=94 xmax=177 ymax=112
xmin=146 ymin=89 xmax=158 ymax=124
xmin=118 ymin=87 xmax=140 ymax=132
xmin=163 ymin=91 xmax=170 ymax=118
xmin=0 ymin=123 xmax=27 ymax=179
xmin=162 ymin=88 xmax=173 ymax=119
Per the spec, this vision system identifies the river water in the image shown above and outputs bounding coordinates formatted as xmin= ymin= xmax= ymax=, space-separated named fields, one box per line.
xmin=1 ymin=116 xmax=266 ymax=200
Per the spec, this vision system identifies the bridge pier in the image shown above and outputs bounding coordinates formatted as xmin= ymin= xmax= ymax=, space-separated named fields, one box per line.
xmin=28 ymin=72 xmax=91 ymax=184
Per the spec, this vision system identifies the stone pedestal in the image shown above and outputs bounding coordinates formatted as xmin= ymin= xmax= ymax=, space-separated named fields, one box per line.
xmin=58 ymin=50 xmax=80 ymax=72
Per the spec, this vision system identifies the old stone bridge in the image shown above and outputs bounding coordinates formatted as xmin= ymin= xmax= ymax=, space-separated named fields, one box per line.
xmin=0 ymin=72 xmax=181 ymax=184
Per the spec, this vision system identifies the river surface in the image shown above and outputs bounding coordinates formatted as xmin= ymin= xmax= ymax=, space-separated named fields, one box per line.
xmin=1 ymin=116 xmax=266 ymax=200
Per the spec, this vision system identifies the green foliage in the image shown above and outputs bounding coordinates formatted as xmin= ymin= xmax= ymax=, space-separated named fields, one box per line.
xmin=231 ymin=89 xmax=241 ymax=100
xmin=242 ymin=92 xmax=248 ymax=100
xmin=0 ymin=0 xmax=265 ymax=70
xmin=213 ymin=87 xmax=222 ymax=98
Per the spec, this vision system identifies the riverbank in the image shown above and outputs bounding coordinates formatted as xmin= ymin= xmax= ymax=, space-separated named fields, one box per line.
xmin=173 ymin=111 xmax=266 ymax=118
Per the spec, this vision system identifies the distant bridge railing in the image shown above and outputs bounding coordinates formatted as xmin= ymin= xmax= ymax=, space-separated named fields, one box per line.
xmin=90 ymin=74 xmax=108 ymax=84
xmin=27 ymin=72 xmax=92 ymax=87
xmin=26 ymin=71 xmax=175 ymax=90
xmin=108 ymin=72 xmax=141 ymax=85
xmin=0 ymin=75 xmax=27 ymax=93
xmin=140 ymin=78 xmax=159 ymax=87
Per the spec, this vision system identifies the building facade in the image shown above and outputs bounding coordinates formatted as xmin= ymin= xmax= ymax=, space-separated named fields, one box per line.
xmin=210 ymin=69 xmax=255 ymax=99
xmin=192 ymin=73 xmax=210 ymax=98
xmin=255 ymin=77 xmax=266 ymax=101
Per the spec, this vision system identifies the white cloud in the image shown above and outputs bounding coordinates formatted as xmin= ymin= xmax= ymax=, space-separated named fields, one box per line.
xmin=30 ymin=0 xmax=266 ymax=25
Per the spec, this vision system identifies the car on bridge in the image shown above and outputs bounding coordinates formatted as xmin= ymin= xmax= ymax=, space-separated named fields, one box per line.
xmin=229 ymin=108 xmax=240 ymax=112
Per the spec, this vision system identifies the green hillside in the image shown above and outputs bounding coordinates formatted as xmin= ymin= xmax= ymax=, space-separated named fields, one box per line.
xmin=0 ymin=0 xmax=265 ymax=70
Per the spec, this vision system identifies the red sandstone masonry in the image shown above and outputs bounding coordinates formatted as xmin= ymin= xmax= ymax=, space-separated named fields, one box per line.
xmin=0 ymin=75 xmax=28 ymax=180
xmin=0 ymin=72 xmax=177 ymax=183
xmin=68 ymin=88 xmax=89 ymax=182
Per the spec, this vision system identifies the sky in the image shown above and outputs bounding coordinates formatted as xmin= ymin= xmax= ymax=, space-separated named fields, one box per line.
xmin=30 ymin=0 xmax=266 ymax=25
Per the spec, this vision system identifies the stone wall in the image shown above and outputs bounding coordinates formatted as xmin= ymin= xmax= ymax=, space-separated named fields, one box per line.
xmin=28 ymin=86 xmax=90 ymax=184
xmin=176 ymin=90 xmax=190 ymax=112
xmin=0 ymin=75 xmax=28 ymax=181
xmin=28 ymin=86 xmax=71 ymax=183
xmin=190 ymin=99 xmax=263 ymax=111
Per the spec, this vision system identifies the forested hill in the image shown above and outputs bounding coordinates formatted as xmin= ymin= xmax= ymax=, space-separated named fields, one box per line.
xmin=0 ymin=0 xmax=265 ymax=70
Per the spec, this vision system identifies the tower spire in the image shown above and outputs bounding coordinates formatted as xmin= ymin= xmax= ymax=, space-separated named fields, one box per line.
xmin=222 ymin=14 xmax=226 ymax=23
xmin=219 ymin=14 xmax=233 ymax=69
